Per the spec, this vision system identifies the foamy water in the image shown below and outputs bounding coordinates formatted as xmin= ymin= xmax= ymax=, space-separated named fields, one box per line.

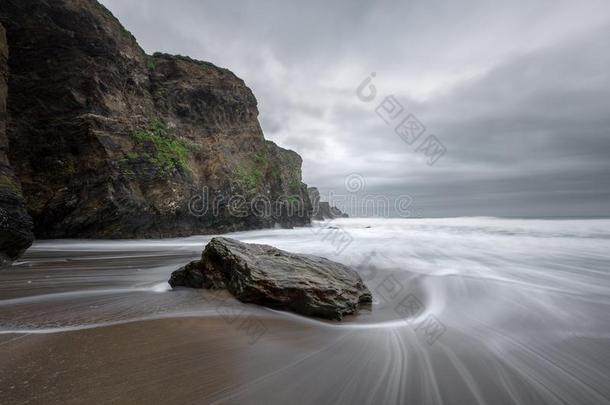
xmin=1 ymin=218 xmax=609 ymax=404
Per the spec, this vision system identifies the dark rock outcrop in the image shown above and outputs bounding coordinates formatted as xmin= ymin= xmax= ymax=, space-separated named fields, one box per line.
xmin=0 ymin=0 xmax=311 ymax=240
xmin=0 ymin=23 xmax=33 ymax=265
xmin=308 ymin=187 xmax=349 ymax=220
xmin=169 ymin=237 xmax=372 ymax=320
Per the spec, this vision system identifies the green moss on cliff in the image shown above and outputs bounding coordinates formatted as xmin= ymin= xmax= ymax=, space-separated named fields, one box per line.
xmin=146 ymin=57 xmax=156 ymax=71
xmin=288 ymin=178 xmax=302 ymax=194
xmin=231 ymin=149 xmax=270 ymax=192
xmin=233 ymin=166 xmax=264 ymax=192
xmin=98 ymin=4 xmax=132 ymax=38
xmin=287 ymin=195 xmax=300 ymax=206
xmin=128 ymin=118 xmax=189 ymax=176
xmin=254 ymin=150 xmax=268 ymax=166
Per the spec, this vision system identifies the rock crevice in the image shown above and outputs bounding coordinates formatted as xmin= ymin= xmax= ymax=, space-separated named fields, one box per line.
xmin=0 ymin=22 xmax=33 ymax=265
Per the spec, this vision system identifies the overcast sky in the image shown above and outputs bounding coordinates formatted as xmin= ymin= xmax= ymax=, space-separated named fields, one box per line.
xmin=101 ymin=0 xmax=610 ymax=217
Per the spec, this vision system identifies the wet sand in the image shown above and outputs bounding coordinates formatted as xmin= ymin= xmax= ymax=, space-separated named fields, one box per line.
xmin=0 ymin=317 xmax=330 ymax=404
xmin=1 ymin=218 xmax=610 ymax=404
xmin=3 ymin=314 xmax=608 ymax=405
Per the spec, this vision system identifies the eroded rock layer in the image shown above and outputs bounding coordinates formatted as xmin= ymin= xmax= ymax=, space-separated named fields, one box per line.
xmin=0 ymin=0 xmax=311 ymax=241
xmin=0 ymin=23 xmax=33 ymax=264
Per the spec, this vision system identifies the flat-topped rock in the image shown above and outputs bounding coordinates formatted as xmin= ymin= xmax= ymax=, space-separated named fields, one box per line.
xmin=169 ymin=237 xmax=372 ymax=320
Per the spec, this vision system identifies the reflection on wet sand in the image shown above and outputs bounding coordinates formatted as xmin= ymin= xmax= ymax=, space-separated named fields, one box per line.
xmin=1 ymin=218 xmax=609 ymax=404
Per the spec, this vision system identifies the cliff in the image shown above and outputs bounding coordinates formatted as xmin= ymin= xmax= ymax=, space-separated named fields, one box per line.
xmin=0 ymin=23 xmax=33 ymax=265
xmin=308 ymin=187 xmax=349 ymax=220
xmin=0 ymin=0 xmax=311 ymax=249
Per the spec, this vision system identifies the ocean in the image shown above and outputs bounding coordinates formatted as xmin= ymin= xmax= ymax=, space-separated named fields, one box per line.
xmin=1 ymin=217 xmax=609 ymax=404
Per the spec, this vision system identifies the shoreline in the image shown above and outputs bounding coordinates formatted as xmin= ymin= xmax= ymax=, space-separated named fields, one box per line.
xmin=1 ymin=218 xmax=609 ymax=404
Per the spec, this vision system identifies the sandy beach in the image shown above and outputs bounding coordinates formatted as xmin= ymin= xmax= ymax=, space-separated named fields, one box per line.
xmin=1 ymin=218 xmax=610 ymax=404
xmin=1 ymin=317 xmax=332 ymax=404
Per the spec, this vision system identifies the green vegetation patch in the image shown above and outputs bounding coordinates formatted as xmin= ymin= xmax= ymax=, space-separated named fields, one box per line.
xmin=232 ymin=149 xmax=270 ymax=192
xmin=253 ymin=150 xmax=268 ymax=167
xmin=233 ymin=166 xmax=264 ymax=192
xmin=287 ymin=195 xmax=301 ymax=206
xmin=146 ymin=57 xmax=157 ymax=71
xmin=128 ymin=118 xmax=190 ymax=176
xmin=288 ymin=178 xmax=302 ymax=194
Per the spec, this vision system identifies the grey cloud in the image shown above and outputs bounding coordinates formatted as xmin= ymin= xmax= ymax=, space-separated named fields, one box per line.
xmin=101 ymin=0 xmax=610 ymax=217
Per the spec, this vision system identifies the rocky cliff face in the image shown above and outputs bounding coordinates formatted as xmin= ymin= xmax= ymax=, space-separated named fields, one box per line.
xmin=0 ymin=0 xmax=311 ymax=242
xmin=0 ymin=23 xmax=33 ymax=264
xmin=308 ymin=187 xmax=348 ymax=220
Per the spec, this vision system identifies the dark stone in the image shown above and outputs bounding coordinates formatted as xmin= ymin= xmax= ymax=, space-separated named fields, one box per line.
xmin=170 ymin=237 xmax=372 ymax=320
xmin=0 ymin=23 xmax=33 ymax=264
xmin=308 ymin=187 xmax=349 ymax=220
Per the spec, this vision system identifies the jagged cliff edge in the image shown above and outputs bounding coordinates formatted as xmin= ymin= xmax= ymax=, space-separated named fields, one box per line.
xmin=0 ymin=0 xmax=314 ymax=263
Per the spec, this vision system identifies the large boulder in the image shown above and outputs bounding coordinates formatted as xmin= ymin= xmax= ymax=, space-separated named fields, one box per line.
xmin=169 ymin=237 xmax=372 ymax=320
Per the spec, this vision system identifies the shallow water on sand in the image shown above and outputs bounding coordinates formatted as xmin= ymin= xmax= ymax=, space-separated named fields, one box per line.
xmin=1 ymin=218 xmax=609 ymax=404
